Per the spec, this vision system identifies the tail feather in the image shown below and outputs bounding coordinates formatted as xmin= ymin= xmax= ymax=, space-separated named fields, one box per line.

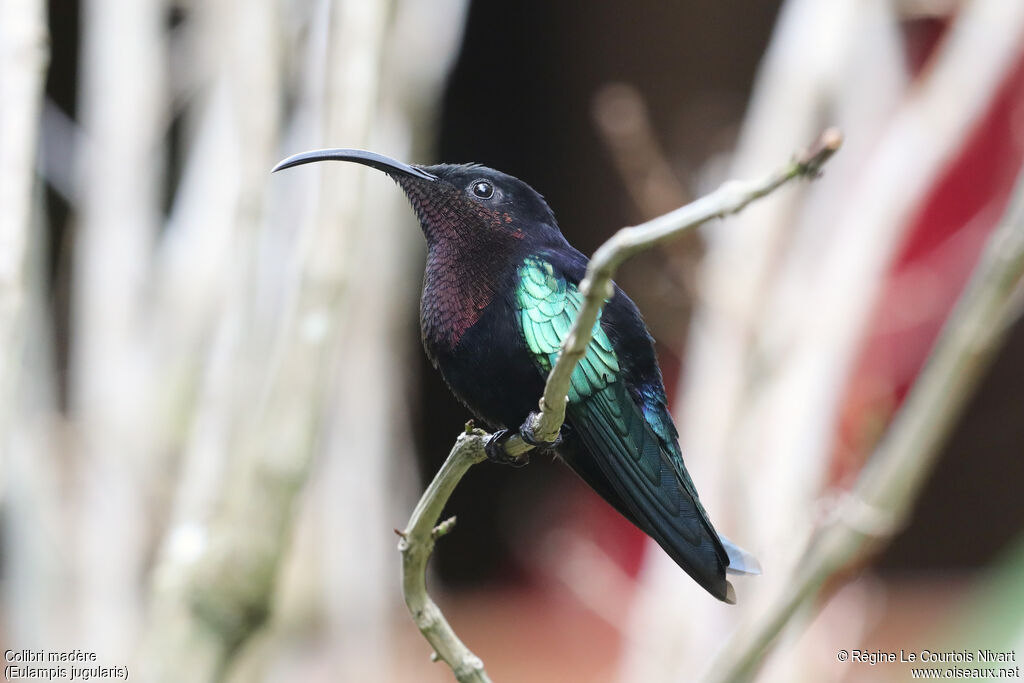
xmin=719 ymin=533 xmax=761 ymax=576
xmin=564 ymin=384 xmax=733 ymax=601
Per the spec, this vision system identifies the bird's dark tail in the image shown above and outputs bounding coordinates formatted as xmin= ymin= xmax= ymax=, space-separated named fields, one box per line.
xmin=563 ymin=382 xmax=735 ymax=602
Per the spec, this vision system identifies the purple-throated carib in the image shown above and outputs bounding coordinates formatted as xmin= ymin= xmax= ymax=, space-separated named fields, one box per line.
xmin=273 ymin=148 xmax=759 ymax=602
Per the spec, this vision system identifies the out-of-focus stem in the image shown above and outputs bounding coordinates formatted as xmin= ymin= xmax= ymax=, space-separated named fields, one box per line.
xmin=703 ymin=164 xmax=1024 ymax=683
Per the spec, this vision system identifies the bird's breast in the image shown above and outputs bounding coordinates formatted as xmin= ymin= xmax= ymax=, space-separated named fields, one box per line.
xmin=419 ymin=262 xmax=543 ymax=429
xmin=420 ymin=273 xmax=495 ymax=355
xmin=419 ymin=244 xmax=511 ymax=352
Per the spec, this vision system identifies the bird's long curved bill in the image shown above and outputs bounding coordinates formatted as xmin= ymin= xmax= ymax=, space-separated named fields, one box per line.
xmin=271 ymin=148 xmax=436 ymax=180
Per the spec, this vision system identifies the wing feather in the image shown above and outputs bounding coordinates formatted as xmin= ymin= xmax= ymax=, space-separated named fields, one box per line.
xmin=514 ymin=256 xmax=736 ymax=600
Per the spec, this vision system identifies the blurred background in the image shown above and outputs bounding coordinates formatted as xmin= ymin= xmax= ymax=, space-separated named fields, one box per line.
xmin=2 ymin=0 xmax=1023 ymax=681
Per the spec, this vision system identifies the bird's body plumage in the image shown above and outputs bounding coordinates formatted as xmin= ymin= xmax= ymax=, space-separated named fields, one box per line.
xmin=422 ymin=231 xmax=738 ymax=600
xmin=273 ymin=149 xmax=758 ymax=602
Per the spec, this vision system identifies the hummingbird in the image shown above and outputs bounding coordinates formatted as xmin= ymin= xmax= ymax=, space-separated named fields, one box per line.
xmin=273 ymin=149 xmax=759 ymax=602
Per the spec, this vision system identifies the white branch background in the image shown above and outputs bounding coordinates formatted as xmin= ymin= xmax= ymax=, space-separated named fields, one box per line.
xmin=3 ymin=0 xmax=1023 ymax=682
xmin=2 ymin=0 xmax=469 ymax=681
xmin=621 ymin=2 xmax=1024 ymax=682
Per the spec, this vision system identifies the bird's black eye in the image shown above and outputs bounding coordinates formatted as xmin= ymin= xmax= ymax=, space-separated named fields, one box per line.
xmin=471 ymin=180 xmax=494 ymax=199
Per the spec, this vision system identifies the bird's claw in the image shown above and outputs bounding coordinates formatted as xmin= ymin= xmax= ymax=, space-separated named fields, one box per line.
xmin=484 ymin=430 xmax=529 ymax=467
xmin=485 ymin=413 xmax=559 ymax=467
xmin=518 ymin=412 xmax=562 ymax=450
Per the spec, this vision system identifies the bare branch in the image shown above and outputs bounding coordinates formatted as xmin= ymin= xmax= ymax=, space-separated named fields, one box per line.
xmin=0 ymin=0 xmax=60 ymax=650
xmin=73 ymin=0 xmax=167 ymax=655
xmin=0 ymin=0 xmax=48 ymax=425
xmin=399 ymin=130 xmax=842 ymax=680
xmin=702 ymin=163 xmax=1024 ymax=683
xmin=503 ymin=127 xmax=842 ymax=459
xmin=399 ymin=431 xmax=492 ymax=683
xmin=139 ymin=1 xmax=399 ymax=679
xmin=631 ymin=3 xmax=1024 ymax=679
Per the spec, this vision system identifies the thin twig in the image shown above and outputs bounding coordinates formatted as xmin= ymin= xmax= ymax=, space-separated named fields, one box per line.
xmin=702 ymin=164 xmax=1024 ymax=683
xmin=399 ymin=430 xmax=491 ymax=683
xmin=399 ymin=129 xmax=842 ymax=681
xmin=506 ymin=127 xmax=842 ymax=458
xmin=643 ymin=3 xmax=1024 ymax=679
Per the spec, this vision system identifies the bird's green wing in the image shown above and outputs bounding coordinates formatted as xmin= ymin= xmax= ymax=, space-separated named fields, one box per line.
xmin=515 ymin=256 xmax=619 ymax=402
xmin=514 ymin=255 xmax=732 ymax=599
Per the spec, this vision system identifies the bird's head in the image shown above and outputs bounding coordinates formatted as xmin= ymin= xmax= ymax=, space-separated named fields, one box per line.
xmin=273 ymin=148 xmax=562 ymax=250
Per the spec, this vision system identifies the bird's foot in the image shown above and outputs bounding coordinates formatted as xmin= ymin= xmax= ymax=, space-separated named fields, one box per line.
xmin=518 ymin=412 xmax=562 ymax=450
xmin=484 ymin=430 xmax=530 ymax=468
xmin=484 ymin=413 xmax=560 ymax=467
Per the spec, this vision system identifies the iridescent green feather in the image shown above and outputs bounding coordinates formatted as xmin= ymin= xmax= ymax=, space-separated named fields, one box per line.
xmin=515 ymin=256 xmax=732 ymax=585
xmin=514 ymin=257 xmax=619 ymax=403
